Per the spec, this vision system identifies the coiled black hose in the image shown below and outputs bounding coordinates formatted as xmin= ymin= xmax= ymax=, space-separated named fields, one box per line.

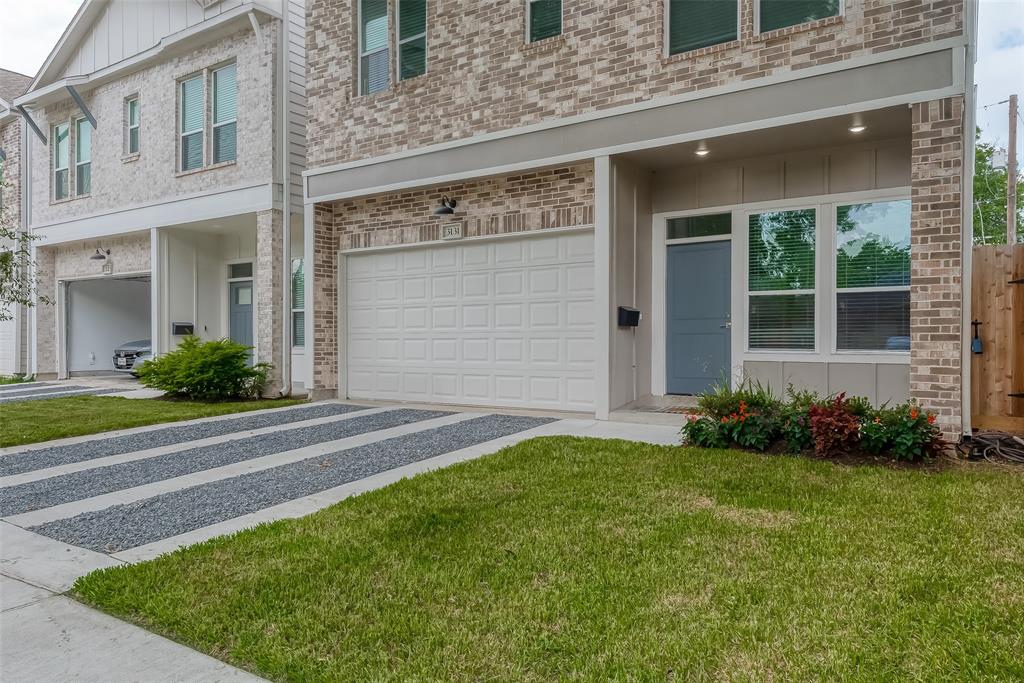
xmin=963 ymin=432 xmax=1024 ymax=464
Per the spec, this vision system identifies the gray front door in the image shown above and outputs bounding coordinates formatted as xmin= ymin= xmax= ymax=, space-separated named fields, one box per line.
xmin=667 ymin=241 xmax=731 ymax=395
xmin=229 ymin=281 xmax=253 ymax=357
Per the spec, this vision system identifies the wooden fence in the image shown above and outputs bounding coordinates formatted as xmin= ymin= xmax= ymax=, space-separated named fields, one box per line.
xmin=971 ymin=244 xmax=1024 ymax=432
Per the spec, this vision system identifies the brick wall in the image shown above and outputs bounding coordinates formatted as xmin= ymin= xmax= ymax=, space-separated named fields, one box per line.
xmin=1 ymin=118 xmax=22 ymax=228
xmin=255 ymin=208 xmax=284 ymax=394
xmin=29 ymin=21 xmax=279 ymax=227
xmin=909 ymin=96 xmax=964 ymax=439
xmin=309 ymin=162 xmax=595 ymax=391
xmin=307 ymin=0 xmax=963 ymax=168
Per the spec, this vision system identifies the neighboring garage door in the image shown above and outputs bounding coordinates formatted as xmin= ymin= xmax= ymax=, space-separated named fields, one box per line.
xmin=345 ymin=230 xmax=596 ymax=411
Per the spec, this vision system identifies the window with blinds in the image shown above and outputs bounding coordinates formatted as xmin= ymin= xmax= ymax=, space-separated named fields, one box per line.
xmin=180 ymin=75 xmax=204 ymax=171
xmin=213 ymin=64 xmax=237 ymax=164
xmin=291 ymin=258 xmax=305 ymax=347
xmin=53 ymin=123 xmax=69 ymax=200
xmin=835 ymin=200 xmax=911 ymax=351
xmin=528 ymin=0 xmax=561 ymax=43
xmin=398 ymin=0 xmax=427 ymax=81
xmin=75 ymin=118 xmax=91 ymax=196
xmin=669 ymin=0 xmax=738 ymax=55
xmin=126 ymin=97 xmax=140 ymax=155
xmin=759 ymin=0 xmax=839 ymax=33
xmin=361 ymin=0 xmax=390 ymax=95
xmin=748 ymin=209 xmax=816 ymax=350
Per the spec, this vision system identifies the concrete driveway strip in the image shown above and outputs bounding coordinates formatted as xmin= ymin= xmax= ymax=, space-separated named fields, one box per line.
xmin=0 ymin=387 xmax=124 ymax=403
xmin=0 ymin=402 xmax=367 ymax=476
xmin=0 ymin=408 xmax=449 ymax=516
xmin=30 ymin=414 xmax=554 ymax=553
xmin=0 ymin=382 xmax=58 ymax=394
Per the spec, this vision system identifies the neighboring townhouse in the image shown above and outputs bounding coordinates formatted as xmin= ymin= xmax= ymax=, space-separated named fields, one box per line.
xmin=0 ymin=69 xmax=34 ymax=377
xmin=303 ymin=0 xmax=977 ymax=439
xmin=14 ymin=0 xmax=307 ymax=392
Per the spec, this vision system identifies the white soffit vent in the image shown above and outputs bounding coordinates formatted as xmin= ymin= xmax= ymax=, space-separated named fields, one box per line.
xmin=194 ymin=0 xmax=226 ymax=9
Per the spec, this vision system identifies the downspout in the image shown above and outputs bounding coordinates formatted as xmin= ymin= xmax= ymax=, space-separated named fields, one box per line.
xmin=277 ymin=4 xmax=292 ymax=397
xmin=960 ymin=0 xmax=979 ymax=438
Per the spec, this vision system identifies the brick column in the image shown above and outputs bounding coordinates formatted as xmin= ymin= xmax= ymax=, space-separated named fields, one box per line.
xmin=33 ymin=246 xmax=57 ymax=379
xmin=255 ymin=208 xmax=284 ymax=395
xmin=310 ymin=203 xmax=338 ymax=397
xmin=909 ymin=96 xmax=965 ymax=440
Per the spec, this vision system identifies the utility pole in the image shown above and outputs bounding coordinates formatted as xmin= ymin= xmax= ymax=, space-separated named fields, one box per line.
xmin=1009 ymin=93 xmax=1018 ymax=244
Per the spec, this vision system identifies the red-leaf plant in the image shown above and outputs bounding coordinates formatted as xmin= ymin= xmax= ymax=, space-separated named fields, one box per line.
xmin=808 ymin=393 xmax=860 ymax=458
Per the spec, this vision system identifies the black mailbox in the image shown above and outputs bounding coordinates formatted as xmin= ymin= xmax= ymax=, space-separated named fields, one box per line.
xmin=171 ymin=322 xmax=195 ymax=336
xmin=617 ymin=306 xmax=641 ymax=327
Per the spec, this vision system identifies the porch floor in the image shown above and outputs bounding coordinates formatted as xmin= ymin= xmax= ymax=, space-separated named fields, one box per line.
xmin=608 ymin=395 xmax=698 ymax=426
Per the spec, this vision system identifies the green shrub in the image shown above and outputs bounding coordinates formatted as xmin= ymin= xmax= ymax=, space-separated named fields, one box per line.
xmin=136 ymin=336 xmax=270 ymax=401
xmin=680 ymin=415 xmax=729 ymax=448
xmin=779 ymin=386 xmax=818 ymax=453
xmin=696 ymin=378 xmax=781 ymax=420
xmin=861 ymin=402 xmax=945 ymax=461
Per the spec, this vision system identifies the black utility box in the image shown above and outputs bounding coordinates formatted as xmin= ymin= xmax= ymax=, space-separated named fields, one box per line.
xmin=171 ymin=322 xmax=195 ymax=336
xmin=617 ymin=306 xmax=641 ymax=327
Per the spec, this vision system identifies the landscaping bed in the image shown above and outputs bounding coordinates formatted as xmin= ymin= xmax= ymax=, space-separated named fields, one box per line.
xmin=75 ymin=436 xmax=1024 ymax=681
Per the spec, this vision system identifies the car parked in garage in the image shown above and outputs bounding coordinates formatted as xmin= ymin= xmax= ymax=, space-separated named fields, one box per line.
xmin=113 ymin=340 xmax=152 ymax=376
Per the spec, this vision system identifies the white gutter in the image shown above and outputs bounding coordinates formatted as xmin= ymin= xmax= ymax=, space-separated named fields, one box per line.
xmin=277 ymin=3 xmax=292 ymax=397
xmin=960 ymin=0 xmax=979 ymax=437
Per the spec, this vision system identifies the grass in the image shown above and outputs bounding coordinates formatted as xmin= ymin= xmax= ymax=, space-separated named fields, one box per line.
xmin=0 ymin=395 xmax=307 ymax=447
xmin=0 ymin=375 xmax=31 ymax=385
xmin=74 ymin=437 xmax=1024 ymax=681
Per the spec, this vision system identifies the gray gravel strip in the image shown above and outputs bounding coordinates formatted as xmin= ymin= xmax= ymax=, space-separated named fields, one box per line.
xmin=0 ymin=382 xmax=57 ymax=393
xmin=0 ymin=388 xmax=125 ymax=404
xmin=0 ymin=403 xmax=367 ymax=476
xmin=0 ymin=408 xmax=448 ymax=516
xmin=30 ymin=414 xmax=554 ymax=553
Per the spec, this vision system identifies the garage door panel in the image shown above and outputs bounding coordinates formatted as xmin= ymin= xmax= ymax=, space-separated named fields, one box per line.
xmin=345 ymin=231 xmax=595 ymax=411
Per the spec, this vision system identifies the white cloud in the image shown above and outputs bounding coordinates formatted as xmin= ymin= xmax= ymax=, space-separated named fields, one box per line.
xmin=0 ymin=0 xmax=83 ymax=78
xmin=975 ymin=0 xmax=1024 ymax=156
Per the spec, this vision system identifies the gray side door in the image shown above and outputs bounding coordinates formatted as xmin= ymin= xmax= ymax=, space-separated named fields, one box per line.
xmin=229 ymin=281 xmax=254 ymax=361
xmin=667 ymin=241 xmax=731 ymax=395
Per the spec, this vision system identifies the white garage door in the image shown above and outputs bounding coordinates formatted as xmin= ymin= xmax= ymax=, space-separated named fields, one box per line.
xmin=345 ymin=230 xmax=596 ymax=411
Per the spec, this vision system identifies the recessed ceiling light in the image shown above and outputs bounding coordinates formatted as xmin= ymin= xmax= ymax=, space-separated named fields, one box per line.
xmin=848 ymin=125 xmax=867 ymax=133
xmin=695 ymin=148 xmax=710 ymax=157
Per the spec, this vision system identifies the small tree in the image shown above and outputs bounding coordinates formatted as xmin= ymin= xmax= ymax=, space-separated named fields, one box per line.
xmin=0 ymin=174 xmax=46 ymax=322
xmin=974 ymin=128 xmax=1024 ymax=245
xmin=136 ymin=336 xmax=271 ymax=400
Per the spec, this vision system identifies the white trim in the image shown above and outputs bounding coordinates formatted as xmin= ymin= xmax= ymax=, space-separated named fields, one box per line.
xmin=125 ymin=96 xmax=140 ymax=155
xmin=179 ymin=74 xmax=205 ymax=172
xmin=52 ymin=121 xmax=69 ymax=202
xmin=338 ymin=223 xmax=593 ymax=255
xmin=211 ymin=63 xmax=238 ymax=165
xmin=150 ymin=228 xmax=160 ymax=356
xmin=665 ymin=234 xmax=732 ymax=246
xmin=594 ymin=156 xmax=611 ymax=419
xmin=303 ymin=38 xmax=966 ymax=183
xmin=753 ymin=0 xmax=845 ymax=37
xmin=73 ymin=117 xmax=91 ymax=197
xmin=336 ymin=251 xmax=347 ymax=400
xmin=303 ymin=203 xmax=315 ymax=392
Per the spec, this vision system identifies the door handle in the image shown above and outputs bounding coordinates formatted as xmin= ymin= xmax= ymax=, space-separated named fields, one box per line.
xmin=720 ymin=322 xmax=732 ymax=329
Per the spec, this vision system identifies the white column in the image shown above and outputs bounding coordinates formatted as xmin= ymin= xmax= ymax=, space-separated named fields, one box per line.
xmin=594 ymin=156 xmax=612 ymax=420
xmin=303 ymin=202 xmax=315 ymax=395
xmin=149 ymin=228 xmax=160 ymax=356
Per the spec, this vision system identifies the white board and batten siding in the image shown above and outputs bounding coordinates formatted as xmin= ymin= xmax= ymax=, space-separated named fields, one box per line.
xmin=286 ymin=0 xmax=306 ymax=208
xmin=345 ymin=231 xmax=597 ymax=412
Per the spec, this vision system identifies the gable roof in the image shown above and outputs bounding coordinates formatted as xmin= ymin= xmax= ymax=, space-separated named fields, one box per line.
xmin=0 ymin=69 xmax=33 ymax=103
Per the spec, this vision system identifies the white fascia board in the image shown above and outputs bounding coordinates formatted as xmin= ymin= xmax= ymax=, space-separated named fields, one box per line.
xmin=32 ymin=183 xmax=275 ymax=245
xmin=16 ymin=4 xmax=281 ymax=108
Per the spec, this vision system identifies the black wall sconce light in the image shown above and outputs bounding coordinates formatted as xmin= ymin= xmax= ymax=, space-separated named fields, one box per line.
xmin=90 ymin=248 xmax=111 ymax=261
xmin=433 ymin=195 xmax=458 ymax=215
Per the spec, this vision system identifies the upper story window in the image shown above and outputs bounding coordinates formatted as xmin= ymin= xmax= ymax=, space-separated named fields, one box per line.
xmin=53 ymin=123 xmax=70 ymax=201
xmin=180 ymin=75 xmax=204 ymax=171
xmin=360 ymin=0 xmax=390 ymax=95
xmin=398 ymin=0 xmax=426 ymax=81
xmin=527 ymin=0 xmax=561 ymax=43
xmin=759 ymin=0 xmax=840 ymax=33
xmin=75 ymin=118 xmax=91 ymax=196
xmin=835 ymin=200 xmax=911 ymax=352
xmin=669 ymin=0 xmax=738 ymax=55
xmin=125 ymin=96 xmax=140 ymax=155
xmin=213 ymin=64 xmax=237 ymax=164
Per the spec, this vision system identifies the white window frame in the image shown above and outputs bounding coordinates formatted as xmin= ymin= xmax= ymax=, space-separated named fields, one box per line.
xmin=396 ymin=0 xmax=427 ymax=81
xmin=125 ymin=95 xmax=140 ymax=155
xmin=52 ymin=121 xmax=70 ymax=201
xmin=211 ymin=63 xmax=237 ymax=164
xmin=290 ymin=257 xmax=305 ymax=348
xmin=179 ymin=74 xmax=205 ymax=172
xmin=74 ymin=117 xmax=92 ymax=197
xmin=664 ymin=0 xmax=742 ymax=58
xmin=358 ymin=0 xmax=390 ymax=96
xmin=831 ymin=200 xmax=912 ymax=356
xmin=754 ymin=0 xmax=845 ymax=37
xmin=525 ymin=0 xmax=563 ymax=44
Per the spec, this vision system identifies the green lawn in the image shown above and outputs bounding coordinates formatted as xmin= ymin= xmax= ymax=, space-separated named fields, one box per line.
xmin=75 ymin=437 xmax=1024 ymax=681
xmin=0 ymin=375 xmax=31 ymax=385
xmin=0 ymin=395 xmax=307 ymax=447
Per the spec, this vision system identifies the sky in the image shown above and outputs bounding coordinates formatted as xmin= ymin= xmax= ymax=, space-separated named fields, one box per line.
xmin=0 ymin=0 xmax=1021 ymax=156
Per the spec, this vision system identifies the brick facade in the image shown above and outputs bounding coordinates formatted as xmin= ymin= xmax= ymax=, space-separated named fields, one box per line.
xmin=309 ymin=163 xmax=595 ymax=391
xmin=1 ymin=118 xmax=23 ymax=228
xmin=255 ymin=208 xmax=285 ymax=394
xmin=909 ymin=96 xmax=965 ymax=438
xmin=306 ymin=0 xmax=963 ymax=168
